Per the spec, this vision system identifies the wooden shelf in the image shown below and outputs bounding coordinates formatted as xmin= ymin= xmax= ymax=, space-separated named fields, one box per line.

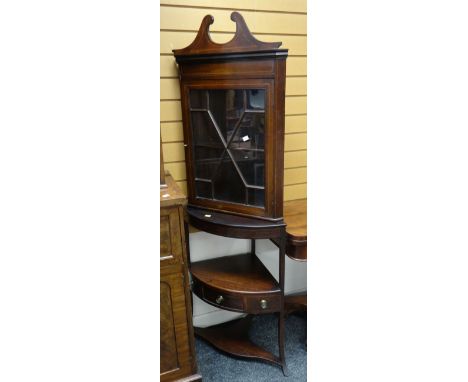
xmin=191 ymin=253 xmax=281 ymax=314
xmin=192 ymin=253 xmax=279 ymax=294
xmin=195 ymin=315 xmax=287 ymax=372
xmin=186 ymin=205 xmax=285 ymax=239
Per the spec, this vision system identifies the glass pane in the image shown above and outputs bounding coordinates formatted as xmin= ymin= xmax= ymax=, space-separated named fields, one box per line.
xmin=189 ymin=88 xmax=265 ymax=207
xmin=193 ymin=146 xmax=225 ymax=179
xmin=247 ymin=188 xmax=265 ymax=207
xmin=229 ymin=112 xmax=265 ymax=150
xmin=208 ymin=89 xmax=244 ymax=143
xmin=190 ymin=111 xmax=222 ymax=147
xmin=246 ymin=89 xmax=265 ymax=110
xmin=195 ymin=180 xmax=212 ymax=199
xmin=212 ymin=153 xmax=246 ymax=204
xmin=229 ymin=149 xmax=265 ymax=187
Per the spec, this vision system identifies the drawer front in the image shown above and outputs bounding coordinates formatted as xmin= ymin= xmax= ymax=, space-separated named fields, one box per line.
xmin=244 ymin=294 xmax=281 ymax=314
xmin=203 ymin=287 xmax=244 ymax=312
xmin=193 ymin=281 xmax=244 ymax=312
xmin=192 ymin=280 xmax=282 ymax=314
xmin=160 ymin=206 xmax=183 ymax=266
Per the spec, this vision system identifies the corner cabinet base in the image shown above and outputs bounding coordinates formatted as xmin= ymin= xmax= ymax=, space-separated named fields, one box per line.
xmin=195 ymin=315 xmax=288 ymax=376
xmin=186 ymin=207 xmax=288 ymax=375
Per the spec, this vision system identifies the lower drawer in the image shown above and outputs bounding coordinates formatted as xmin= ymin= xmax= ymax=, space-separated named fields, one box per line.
xmin=192 ymin=280 xmax=281 ymax=314
xmin=244 ymin=294 xmax=281 ymax=313
xmin=202 ymin=285 xmax=245 ymax=312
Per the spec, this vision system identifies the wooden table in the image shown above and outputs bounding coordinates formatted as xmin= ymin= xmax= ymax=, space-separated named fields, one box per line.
xmin=283 ymin=199 xmax=307 ymax=314
xmin=284 ymin=199 xmax=307 ymax=261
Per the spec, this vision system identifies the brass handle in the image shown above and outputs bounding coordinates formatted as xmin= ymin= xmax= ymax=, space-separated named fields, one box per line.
xmin=260 ymin=299 xmax=268 ymax=309
xmin=216 ymin=295 xmax=224 ymax=304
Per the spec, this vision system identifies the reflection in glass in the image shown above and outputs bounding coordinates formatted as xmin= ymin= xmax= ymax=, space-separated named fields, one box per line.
xmin=247 ymin=89 xmax=265 ymax=110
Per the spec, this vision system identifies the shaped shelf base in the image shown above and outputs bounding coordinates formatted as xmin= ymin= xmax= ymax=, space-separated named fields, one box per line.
xmin=195 ymin=315 xmax=288 ymax=375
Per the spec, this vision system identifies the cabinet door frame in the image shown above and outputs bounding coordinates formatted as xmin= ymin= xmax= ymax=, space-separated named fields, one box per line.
xmin=181 ymin=78 xmax=276 ymax=219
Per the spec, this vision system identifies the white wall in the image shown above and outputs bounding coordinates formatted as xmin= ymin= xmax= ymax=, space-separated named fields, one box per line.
xmin=189 ymin=231 xmax=307 ymax=327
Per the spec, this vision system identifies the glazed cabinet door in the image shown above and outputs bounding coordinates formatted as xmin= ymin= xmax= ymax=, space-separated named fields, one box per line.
xmin=160 ymin=272 xmax=194 ymax=381
xmin=181 ymin=79 xmax=276 ymax=219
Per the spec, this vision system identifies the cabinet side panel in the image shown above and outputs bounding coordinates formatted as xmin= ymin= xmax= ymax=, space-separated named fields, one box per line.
xmin=273 ymin=58 xmax=287 ymax=218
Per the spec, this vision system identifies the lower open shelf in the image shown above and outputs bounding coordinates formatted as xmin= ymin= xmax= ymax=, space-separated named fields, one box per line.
xmin=195 ymin=315 xmax=288 ymax=374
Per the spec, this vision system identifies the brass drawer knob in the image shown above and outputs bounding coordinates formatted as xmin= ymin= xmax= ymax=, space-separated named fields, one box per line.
xmin=260 ymin=299 xmax=268 ymax=309
xmin=215 ymin=295 xmax=224 ymax=304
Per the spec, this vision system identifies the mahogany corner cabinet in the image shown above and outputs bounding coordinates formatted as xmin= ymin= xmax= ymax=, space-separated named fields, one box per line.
xmin=173 ymin=12 xmax=289 ymax=375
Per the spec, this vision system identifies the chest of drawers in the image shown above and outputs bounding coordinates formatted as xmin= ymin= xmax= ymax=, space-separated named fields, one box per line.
xmin=160 ymin=174 xmax=201 ymax=382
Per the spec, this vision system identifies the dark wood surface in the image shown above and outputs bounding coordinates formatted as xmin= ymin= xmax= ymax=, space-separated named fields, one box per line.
xmin=284 ymin=294 xmax=307 ymax=316
xmin=173 ymin=12 xmax=285 ymax=58
xmin=186 ymin=205 xmax=285 ymax=239
xmin=191 ymin=253 xmax=281 ymax=314
xmin=284 ymin=199 xmax=307 ymax=261
xmin=180 ymin=60 xmax=276 ymax=79
xmin=191 ymin=253 xmax=280 ymax=294
xmin=175 ymin=11 xmax=287 ymax=221
xmin=173 ymin=12 xmax=288 ymax=374
xmin=195 ymin=315 xmax=285 ymax=369
xmin=160 ymin=174 xmax=201 ymax=382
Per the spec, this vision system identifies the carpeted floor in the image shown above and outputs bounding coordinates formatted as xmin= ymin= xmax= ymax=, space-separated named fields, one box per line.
xmin=195 ymin=313 xmax=307 ymax=382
